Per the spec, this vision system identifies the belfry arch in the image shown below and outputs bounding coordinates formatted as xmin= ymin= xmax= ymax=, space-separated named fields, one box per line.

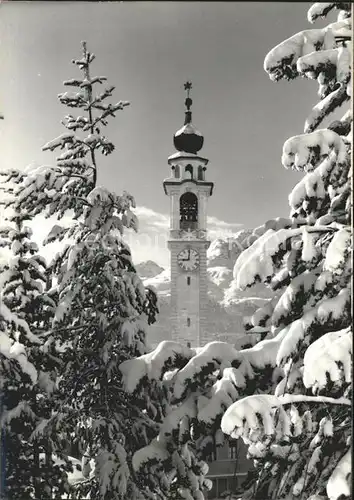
xmin=180 ymin=192 xmax=198 ymax=230
xmin=185 ymin=164 xmax=193 ymax=179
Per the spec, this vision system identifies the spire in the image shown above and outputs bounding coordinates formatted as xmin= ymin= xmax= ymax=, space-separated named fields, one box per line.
xmin=184 ymin=81 xmax=193 ymax=125
xmin=173 ymin=81 xmax=204 ymax=154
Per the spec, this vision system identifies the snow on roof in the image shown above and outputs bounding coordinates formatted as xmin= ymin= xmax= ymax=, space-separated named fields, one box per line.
xmin=175 ymin=123 xmax=203 ymax=137
xmin=167 ymin=151 xmax=209 ymax=164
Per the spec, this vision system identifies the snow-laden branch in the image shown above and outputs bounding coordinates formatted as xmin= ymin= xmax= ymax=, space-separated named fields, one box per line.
xmin=304 ymin=84 xmax=349 ymax=133
xmin=303 ymin=328 xmax=352 ymax=393
xmin=307 ymin=3 xmax=337 ymax=23
xmin=0 ymin=301 xmax=41 ymax=345
xmin=297 ymin=46 xmax=351 ymax=89
xmin=288 ymin=153 xmax=336 ymax=210
xmin=327 ymin=448 xmax=351 ymax=500
xmin=282 ymin=129 xmax=349 ymax=172
xmin=276 ymin=287 xmax=351 ymax=366
xmin=120 ymin=341 xmax=194 ymax=393
xmin=0 ymin=330 xmax=38 ymax=384
xmin=221 ymin=393 xmax=350 ymax=440
xmin=233 ymin=225 xmax=336 ymax=290
xmin=264 ymin=27 xmax=335 ymax=82
xmin=323 ymin=226 xmax=351 ymax=272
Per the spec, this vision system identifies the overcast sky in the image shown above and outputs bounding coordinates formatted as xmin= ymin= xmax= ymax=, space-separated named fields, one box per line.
xmin=0 ymin=2 xmax=324 ymax=265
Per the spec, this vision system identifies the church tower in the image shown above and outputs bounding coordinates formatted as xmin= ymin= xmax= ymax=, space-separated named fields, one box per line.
xmin=163 ymin=82 xmax=214 ymax=347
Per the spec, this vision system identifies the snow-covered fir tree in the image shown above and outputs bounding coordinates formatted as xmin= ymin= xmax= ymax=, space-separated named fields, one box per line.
xmin=223 ymin=5 xmax=352 ymax=499
xmin=0 ymin=170 xmax=73 ymax=499
xmin=120 ymin=3 xmax=352 ymax=500
xmin=0 ymin=42 xmax=161 ymax=499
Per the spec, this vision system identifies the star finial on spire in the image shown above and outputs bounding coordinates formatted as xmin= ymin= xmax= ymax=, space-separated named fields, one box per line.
xmin=184 ymin=80 xmax=192 ymax=95
xmin=184 ymin=81 xmax=193 ymax=114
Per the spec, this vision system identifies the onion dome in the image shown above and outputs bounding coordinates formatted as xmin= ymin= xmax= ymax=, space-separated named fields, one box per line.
xmin=173 ymin=81 xmax=204 ymax=154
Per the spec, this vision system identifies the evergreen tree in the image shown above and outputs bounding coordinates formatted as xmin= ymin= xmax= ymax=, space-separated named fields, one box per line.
xmin=0 ymin=170 xmax=72 ymax=499
xmin=221 ymin=3 xmax=352 ymax=499
xmin=121 ymin=3 xmax=352 ymax=500
xmin=1 ymin=41 xmax=159 ymax=499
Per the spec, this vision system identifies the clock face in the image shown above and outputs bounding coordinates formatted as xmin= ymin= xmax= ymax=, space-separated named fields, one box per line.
xmin=177 ymin=248 xmax=200 ymax=271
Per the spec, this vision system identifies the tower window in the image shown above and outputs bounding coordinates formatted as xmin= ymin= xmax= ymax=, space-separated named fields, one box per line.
xmin=198 ymin=165 xmax=204 ymax=180
xmin=180 ymin=192 xmax=198 ymax=230
xmin=210 ymin=447 xmax=217 ymax=462
xmin=187 ymin=277 xmax=191 ymax=285
xmin=228 ymin=440 xmax=238 ymax=459
xmin=185 ymin=164 xmax=193 ymax=179
xmin=187 ymin=318 xmax=191 ymax=327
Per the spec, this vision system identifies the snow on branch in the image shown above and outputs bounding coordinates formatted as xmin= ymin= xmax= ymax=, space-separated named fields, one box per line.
xmin=307 ymin=3 xmax=349 ymax=23
xmin=63 ymin=76 xmax=108 ymax=88
xmin=90 ymin=101 xmax=130 ymax=128
xmin=42 ymin=224 xmax=68 ymax=245
xmin=132 ymin=439 xmax=170 ymax=471
xmin=221 ymin=393 xmax=350 ymax=441
xmin=87 ymin=186 xmax=114 ymax=205
xmin=42 ymin=132 xmax=77 ymax=152
xmin=276 ymin=287 xmax=351 ymax=366
xmin=288 ymin=153 xmax=335 ymax=211
xmin=241 ymin=326 xmax=289 ymax=369
xmin=81 ymin=187 xmax=138 ymax=234
xmin=303 ymin=328 xmax=352 ymax=393
xmin=308 ymin=3 xmax=336 ymax=22
xmin=297 ymin=46 xmax=351 ymax=87
xmin=172 ymin=332 xmax=289 ymax=426
xmin=323 ymin=226 xmax=351 ymax=273
xmin=221 ymin=394 xmax=280 ymax=439
xmin=327 ymin=448 xmax=351 ymax=500
xmin=196 ymin=367 xmax=244 ymax=424
xmin=62 ymin=115 xmax=90 ymax=131
xmin=0 ymin=401 xmax=36 ymax=427
xmin=160 ymin=397 xmax=197 ymax=440
xmin=132 ymin=398 xmax=197 ymax=471
xmin=63 ymin=78 xmax=85 ymax=87
xmin=247 ymin=297 xmax=277 ymax=330
xmin=196 ymin=333 xmax=288 ymax=424
xmin=264 ymin=28 xmax=335 ymax=82
xmin=0 ymin=329 xmax=38 ymax=384
xmin=58 ymin=91 xmax=87 ymax=108
xmin=252 ymin=217 xmax=298 ymax=237
xmin=0 ymin=301 xmax=41 ymax=344
xmin=120 ymin=341 xmax=194 ymax=393
xmin=233 ymin=229 xmax=289 ymax=288
xmin=272 ymin=269 xmax=319 ymax=327
xmin=233 ymin=225 xmax=332 ymax=290
xmin=304 ymin=84 xmax=349 ymax=133
xmin=282 ymin=129 xmax=349 ymax=171
xmin=173 ymin=342 xmax=245 ymax=400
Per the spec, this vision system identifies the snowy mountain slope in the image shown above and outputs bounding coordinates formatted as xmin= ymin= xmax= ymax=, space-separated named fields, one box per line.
xmin=144 ymin=268 xmax=171 ymax=298
xmin=135 ymin=260 xmax=164 ymax=280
